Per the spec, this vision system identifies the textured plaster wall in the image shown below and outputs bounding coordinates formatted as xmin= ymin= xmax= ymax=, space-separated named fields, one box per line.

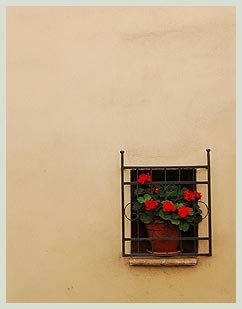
xmin=7 ymin=7 xmax=236 ymax=303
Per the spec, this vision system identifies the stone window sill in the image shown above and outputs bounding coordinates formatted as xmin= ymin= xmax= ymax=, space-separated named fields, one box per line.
xmin=128 ymin=256 xmax=197 ymax=266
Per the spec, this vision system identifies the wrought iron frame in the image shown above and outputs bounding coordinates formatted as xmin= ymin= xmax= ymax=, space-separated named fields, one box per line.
xmin=120 ymin=149 xmax=212 ymax=257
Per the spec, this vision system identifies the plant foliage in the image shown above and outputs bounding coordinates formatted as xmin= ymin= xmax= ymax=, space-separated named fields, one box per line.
xmin=132 ymin=173 xmax=203 ymax=232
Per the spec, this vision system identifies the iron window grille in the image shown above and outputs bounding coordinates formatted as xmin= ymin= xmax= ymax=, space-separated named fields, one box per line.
xmin=120 ymin=150 xmax=212 ymax=257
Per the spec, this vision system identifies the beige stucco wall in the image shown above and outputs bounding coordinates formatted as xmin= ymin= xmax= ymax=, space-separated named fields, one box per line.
xmin=7 ymin=7 xmax=236 ymax=303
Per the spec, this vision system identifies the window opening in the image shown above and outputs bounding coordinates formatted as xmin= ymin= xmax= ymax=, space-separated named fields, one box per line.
xmin=120 ymin=150 xmax=212 ymax=257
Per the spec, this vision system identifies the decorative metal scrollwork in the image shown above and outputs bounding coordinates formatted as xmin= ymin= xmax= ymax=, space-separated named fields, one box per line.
xmin=197 ymin=200 xmax=209 ymax=220
xmin=124 ymin=202 xmax=139 ymax=221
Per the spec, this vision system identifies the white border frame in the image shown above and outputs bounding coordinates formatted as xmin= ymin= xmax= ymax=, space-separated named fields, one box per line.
xmin=0 ymin=0 xmax=240 ymax=307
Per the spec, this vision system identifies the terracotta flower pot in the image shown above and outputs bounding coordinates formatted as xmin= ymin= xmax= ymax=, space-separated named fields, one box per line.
xmin=145 ymin=220 xmax=180 ymax=253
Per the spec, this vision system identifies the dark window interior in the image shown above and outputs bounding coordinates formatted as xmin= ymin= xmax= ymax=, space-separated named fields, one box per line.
xmin=130 ymin=169 xmax=198 ymax=254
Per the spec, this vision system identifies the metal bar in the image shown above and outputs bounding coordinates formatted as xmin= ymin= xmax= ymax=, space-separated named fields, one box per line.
xmin=192 ymin=168 xmax=195 ymax=191
xmin=178 ymin=168 xmax=182 ymax=252
xmin=123 ymin=252 xmax=210 ymax=257
xmin=192 ymin=168 xmax=197 ymax=253
xmin=136 ymin=168 xmax=140 ymax=254
xmin=123 ymin=165 xmax=208 ymax=170
xmin=151 ymin=219 xmax=154 ymax=253
xmin=120 ymin=150 xmax=125 ymax=256
xmin=124 ymin=181 xmax=208 ymax=185
xmin=124 ymin=237 xmax=210 ymax=241
xmin=151 ymin=167 xmax=154 ymax=253
xmin=207 ymin=149 xmax=212 ymax=256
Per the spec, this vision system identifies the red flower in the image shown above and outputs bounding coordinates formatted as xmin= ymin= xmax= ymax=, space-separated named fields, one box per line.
xmin=145 ymin=199 xmax=159 ymax=211
xmin=154 ymin=188 xmax=159 ymax=193
xmin=137 ymin=173 xmax=152 ymax=184
xmin=162 ymin=201 xmax=176 ymax=212
xmin=178 ymin=205 xmax=192 ymax=218
xmin=194 ymin=191 xmax=202 ymax=199
xmin=183 ymin=189 xmax=195 ymax=201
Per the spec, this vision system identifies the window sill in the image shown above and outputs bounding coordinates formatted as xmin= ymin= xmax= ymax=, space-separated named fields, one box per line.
xmin=128 ymin=256 xmax=197 ymax=266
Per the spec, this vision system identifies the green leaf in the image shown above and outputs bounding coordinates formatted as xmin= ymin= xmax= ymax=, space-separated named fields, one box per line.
xmin=154 ymin=205 xmax=161 ymax=216
xmin=134 ymin=188 xmax=145 ymax=195
xmin=166 ymin=185 xmax=178 ymax=192
xmin=186 ymin=217 xmax=194 ymax=223
xmin=159 ymin=209 xmax=165 ymax=217
xmin=132 ymin=202 xmax=142 ymax=211
xmin=143 ymin=194 xmax=151 ymax=201
xmin=163 ymin=214 xmax=171 ymax=220
xmin=159 ymin=212 xmax=171 ymax=220
xmin=170 ymin=218 xmax=180 ymax=225
xmin=176 ymin=191 xmax=184 ymax=200
xmin=157 ymin=191 xmax=165 ymax=198
xmin=165 ymin=185 xmax=178 ymax=197
xmin=137 ymin=197 xmax=144 ymax=203
xmin=152 ymin=194 xmax=161 ymax=203
xmin=167 ymin=191 xmax=178 ymax=198
xmin=140 ymin=213 xmax=152 ymax=224
xmin=179 ymin=222 xmax=190 ymax=232
xmin=171 ymin=213 xmax=180 ymax=219
xmin=194 ymin=214 xmax=203 ymax=223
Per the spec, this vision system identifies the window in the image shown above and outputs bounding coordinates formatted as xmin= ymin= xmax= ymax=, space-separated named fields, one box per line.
xmin=120 ymin=150 xmax=212 ymax=257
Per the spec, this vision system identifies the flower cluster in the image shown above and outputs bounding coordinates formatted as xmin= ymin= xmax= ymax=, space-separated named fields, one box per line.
xmin=184 ymin=189 xmax=202 ymax=201
xmin=162 ymin=201 xmax=176 ymax=213
xmin=145 ymin=199 xmax=158 ymax=210
xmin=178 ymin=205 xmax=192 ymax=218
xmin=133 ymin=173 xmax=203 ymax=232
xmin=137 ymin=173 xmax=152 ymax=185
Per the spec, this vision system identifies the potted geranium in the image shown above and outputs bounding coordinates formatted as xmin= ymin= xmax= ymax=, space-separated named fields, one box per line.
xmin=132 ymin=173 xmax=203 ymax=253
